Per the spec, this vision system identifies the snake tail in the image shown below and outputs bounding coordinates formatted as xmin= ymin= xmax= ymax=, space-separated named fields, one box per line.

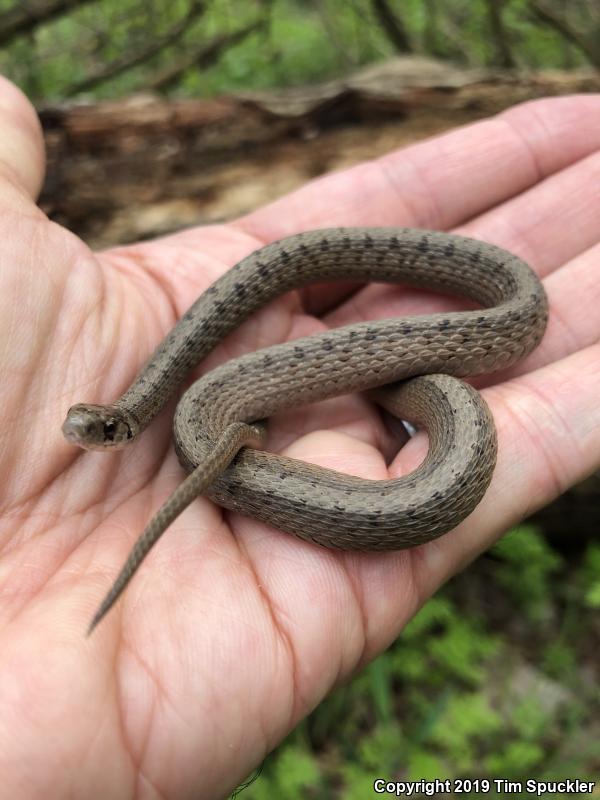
xmin=87 ymin=421 xmax=265 ymax=634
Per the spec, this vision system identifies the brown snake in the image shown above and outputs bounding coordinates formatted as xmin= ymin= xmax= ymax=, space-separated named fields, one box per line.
xmin=61 ymin=228 xmax=548 ymax=632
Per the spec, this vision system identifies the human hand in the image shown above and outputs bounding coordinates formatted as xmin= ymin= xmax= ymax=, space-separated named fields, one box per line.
xmin=0 ymin=77 xmax=598 ymax=798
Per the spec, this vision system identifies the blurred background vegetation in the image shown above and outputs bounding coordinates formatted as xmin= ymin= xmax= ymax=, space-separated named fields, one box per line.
xmin=0 ymin=0 xmax=598 ymax=101
xmin=2 ymin=0 xmax=598 ymax=796
xmin=235 ymin=528 xmax=600 ymax=798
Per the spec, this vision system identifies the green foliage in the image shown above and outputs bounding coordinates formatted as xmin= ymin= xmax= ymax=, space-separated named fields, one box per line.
xmin=491 ymin=525 xmax=563 ymax=621
xmin=0 ymin=0 xmax=591 ymax=101
xmin=393 ymin=595 xmax=499 ymax=686
xmin=486 ymin=739 xmax=545 ymax=776
xmin=581 ymin=543 xmax=600 ymax=608
xmin=233 ymin=524 xmax=599 ymax=799
xmin=428 ymin=691 xmax=503 ymax=771
xmin=236 ymin=743 xmax=322 ymax=800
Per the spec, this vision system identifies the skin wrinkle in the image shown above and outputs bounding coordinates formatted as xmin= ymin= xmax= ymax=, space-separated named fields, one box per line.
xmin=378 ymin=149 xmax=446 ymax=232
xmin=229 ymin=219 xmax=270 ymax=250
xmin=540 ymin=286 xmax=580 ymax=357
xmin=243 ymin=554 xmax=304 ymax=727
xmin=137 ymin=651 xmax=179 ymax=757
xmin=337 ymin=553 xmax=377 ymax=674
xmin=312 ymin=551 xmax=367 ymax=685
xmin=517 ymin=373 xmax=588 ymax=490
xmin=497 ymin=384 xmax=564 ymax=509
xmin=497 ymin=114 xmax=544 ymax=187
xmin=105 ymin=250 xmax=180 ymax=363
xmin=114 ymin=646 xmax=152 ymax=797
xmin=214 ymin=519 xmax=296 ymax=732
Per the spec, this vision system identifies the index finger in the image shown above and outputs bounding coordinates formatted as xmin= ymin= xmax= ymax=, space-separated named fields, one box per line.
xmin=237 ymin=94 xmax=600 ymax=240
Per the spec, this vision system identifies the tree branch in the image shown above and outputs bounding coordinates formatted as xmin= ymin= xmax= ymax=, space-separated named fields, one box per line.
xmin=527 ymin=0 xmax=600 ymax=67
xmin=67 ymin=0 xmax=207 ymax=95
xmin=485 ymin=0 xmax=516 ymax=68
xmin=0 ymin=0 xmax=98 ymax=47
xmin=142 ymin=20 xmax=264 ymax=93
xmin=370 ymin=0 xmax=413 ymax=53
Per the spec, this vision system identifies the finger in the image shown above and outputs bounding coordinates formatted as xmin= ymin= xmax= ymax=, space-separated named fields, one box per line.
xmin=237 ymin=95 xmax=600 ymax=241
xmin=325 ymin=238 xmax=600 ymax=386
xmin=407 ymin=338 xmax=600 ymax=595
xmin=459 ymin=149 xmax=600 ymax=278
xmin=251 ymin=339 xmax=600 ymax=658
xmin=0 ymin=77 xmax=45 ymax=205
xmin=523 ymin=242 xmax=600 ymax=370
xmin=234 ymin=94 xmax=600 ymax=314
xmin=125 ymin=96 xmax=600 ymax=321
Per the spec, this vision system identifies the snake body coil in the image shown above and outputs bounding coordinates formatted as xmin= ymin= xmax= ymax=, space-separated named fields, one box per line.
xmin=62 ymin=228 xmax=548 ymax=631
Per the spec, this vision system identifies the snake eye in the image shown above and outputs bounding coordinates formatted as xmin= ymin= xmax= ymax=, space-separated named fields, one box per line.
xmin=104 ymin=421 xmax=116 ymax=441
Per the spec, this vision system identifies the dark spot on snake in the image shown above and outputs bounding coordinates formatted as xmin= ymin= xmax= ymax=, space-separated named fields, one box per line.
xmin=417 ymin=237 xmax=428 ymax=253
xmin=206 ymin=287 xmax=217 ymax=295
xmin=444 ymin=242 xmax=456 ymax=257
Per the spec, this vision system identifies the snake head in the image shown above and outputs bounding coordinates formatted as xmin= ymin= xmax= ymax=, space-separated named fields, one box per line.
xmin=62 ymin=404 xmax=138 ymax=450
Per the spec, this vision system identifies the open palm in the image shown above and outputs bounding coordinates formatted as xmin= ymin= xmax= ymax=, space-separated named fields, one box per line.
xmin=1 ymin=78 xmax=599 ymax=798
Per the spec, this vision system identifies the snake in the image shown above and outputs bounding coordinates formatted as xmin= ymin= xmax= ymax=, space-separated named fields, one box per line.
xmin=61 ymin=228 xmax=548 ymax=632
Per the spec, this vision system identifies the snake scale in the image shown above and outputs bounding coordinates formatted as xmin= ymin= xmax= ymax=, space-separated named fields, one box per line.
xmin=61 ymin=228 xmax=548 ymax=632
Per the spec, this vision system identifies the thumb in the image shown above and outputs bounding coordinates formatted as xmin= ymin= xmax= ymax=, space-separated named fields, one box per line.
xmin=0 ymin=77 xmax=45 ymax=206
